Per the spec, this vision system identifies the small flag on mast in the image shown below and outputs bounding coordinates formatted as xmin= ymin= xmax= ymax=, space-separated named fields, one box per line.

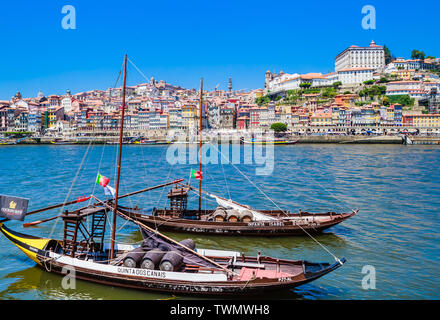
xmin=190 ymin=169 xmax=203 ymax=180
xmin=96 ymin=173 xmax=115 ymax=197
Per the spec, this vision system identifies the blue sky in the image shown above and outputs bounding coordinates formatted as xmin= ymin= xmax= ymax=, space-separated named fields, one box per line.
xmin=0 ymin=0 xmax=439 ymax=99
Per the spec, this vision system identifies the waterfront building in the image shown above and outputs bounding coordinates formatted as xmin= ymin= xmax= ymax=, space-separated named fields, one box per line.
xmin=13 ymin=109 xmax=29 ymax=131
xmin=28 ymin=110 xmax=41 ymax=133
xmin=219 ymin=107 xmax=235 ymax=129
xmin=236 ymin=116 xmax=250 ymax=130
xmin=207 ymin=104 xmax=220 ymax=129
xmin=290 ymin=113 xmax=300 ymax=127
xmin=249 ymin=107 xmax=260 ymax=128
xmin=138 ymin=109 xmax=150 ymax=131
xmin=310 ymin=112 xmax=332 ymax=126
xmin=43 ymin=107 xmax=64 ymax=129
xmin=168 ymin=108 xmax=182 ymax=130
xmin=403 ymin=114 xmax=440 ymax=127
xmin=181 ymin=105 xmax=197 ymax=130
xmin=298 ymin=112 xmax=310 ymax=127
xmin=335 ymin=40 xmax=385 ymax=72
xmin=393 ymin=104 xmax=403 ymax=126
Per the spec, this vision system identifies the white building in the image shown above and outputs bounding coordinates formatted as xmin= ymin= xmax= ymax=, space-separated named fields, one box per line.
xmin=335 ymin=40 xmax=385 ymax=73
xmin=392 ymin=58 xmax=435 ymax=71
xmin=385 ymin=81 xmax=427 ymax=98
xmin=337 ymin=67 xmax=374 ymax=85
xmin=61 ymin=96 xmax=73 ymax=113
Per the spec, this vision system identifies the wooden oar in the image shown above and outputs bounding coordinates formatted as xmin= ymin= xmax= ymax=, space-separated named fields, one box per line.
xmin=19 ymin=179 xmax=184 ymax=227
xmin=23 ymin=214 xmax=63 ymax=228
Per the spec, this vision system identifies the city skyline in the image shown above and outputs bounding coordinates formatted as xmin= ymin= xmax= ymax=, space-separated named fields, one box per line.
xmin=1 ymin=0 xmax=439 ymax=99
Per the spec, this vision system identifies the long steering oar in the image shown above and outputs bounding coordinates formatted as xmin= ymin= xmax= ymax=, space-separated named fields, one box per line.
xmin=23 ymin=214 xmax=63 ymax=228
xmin=21 ymin=179 xmax=184 ymax=227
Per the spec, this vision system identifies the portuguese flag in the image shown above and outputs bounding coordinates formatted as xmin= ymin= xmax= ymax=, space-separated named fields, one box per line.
xmin=190 ymin=169 xmax=203 ymax=180
xmin=96 ymin=173 xmax=110 ymax=187
xmin=95 ymin=173 xmax=115 ymax=197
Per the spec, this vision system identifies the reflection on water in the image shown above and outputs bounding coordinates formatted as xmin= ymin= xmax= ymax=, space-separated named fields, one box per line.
xmin=0 ymin=144 xmax=439 ymax=299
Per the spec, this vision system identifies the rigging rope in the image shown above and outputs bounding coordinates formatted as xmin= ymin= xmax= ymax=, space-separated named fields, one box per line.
xmin=206 ymin=142 xmax=344 ymax=264
xmin=49 ymin=141 xmax=93 ymax=238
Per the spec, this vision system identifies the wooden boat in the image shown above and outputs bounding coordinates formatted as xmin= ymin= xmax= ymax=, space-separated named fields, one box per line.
xmin=242 ymin=138 xmax=299 ymax=145
xmin=0 ymin=211 xmax=344 ymax=295
xmin=50 ymin=140 xmax=76 ymax=145
xmin=118 ymin=204 xmax=357 ymax=236
xmin=134 ymin=140 xmax=171 ymax=145
xmin=0 ymin=55 xmax=346 ymax=296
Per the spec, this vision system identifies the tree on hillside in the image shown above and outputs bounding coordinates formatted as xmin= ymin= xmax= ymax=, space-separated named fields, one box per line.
xmin=255 ymin=95 xmax=271 ymax=106
xmin=333 ymin=81 xmax=342 ymax=89
xmin=411 ymin=49 xmax=425 ymax=60
xmin=270 ymin=122 xmax=288 ymax=133
xmin=322 ymin=87 xmax=337 ymax=98
xmin=299 ymin=82 xmax=311 ymax=89
xmin=383 ymin=45 xmax=394 ymax=64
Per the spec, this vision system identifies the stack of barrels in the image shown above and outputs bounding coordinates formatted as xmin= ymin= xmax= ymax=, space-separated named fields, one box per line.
xmin=123 ymin=238 xmax=196 ymax=272
xmin=212 ymin=206 xmax=253 ymax=223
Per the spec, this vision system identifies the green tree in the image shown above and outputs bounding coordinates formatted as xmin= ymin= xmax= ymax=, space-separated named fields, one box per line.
xmin=322 ymin=87 xmax=336 ymax=98
xmin=255 ymin=95 xmax=271 ymax=106
xmin=363 ymin=80 xmax=375 ymax=85
xmin=333 ymin=81 xmax=342 ymax=89
xmin=386 ymin=94 xmax=415 ymax=107
xmin=384 ymin=45 xmax=393 ymax=64
xmin=411 ymin=49 xmax=425 ymax=60
xmin=270 ymin=122 xmax=288 ymax=132
xmin=299 ymin=82 xmax=312 ymax=89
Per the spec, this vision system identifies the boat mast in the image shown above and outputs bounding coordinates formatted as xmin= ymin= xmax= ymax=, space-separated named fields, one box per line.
xmin=198 ymin=78 xmax=203 ymax=215
xmin=110 ymin=54 xmax=128 ymax=260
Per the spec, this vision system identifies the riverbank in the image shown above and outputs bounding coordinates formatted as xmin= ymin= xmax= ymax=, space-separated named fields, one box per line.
xmin=2 ymin=135 xmax=440 ymax=145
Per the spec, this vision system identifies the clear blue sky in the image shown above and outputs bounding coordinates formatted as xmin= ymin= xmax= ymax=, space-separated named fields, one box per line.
xmin=0 ymin=0 xmax=439 ymax=99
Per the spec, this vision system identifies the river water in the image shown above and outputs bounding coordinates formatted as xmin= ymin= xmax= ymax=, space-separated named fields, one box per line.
xmin=0 ymin=144 xmax=438 ymax=300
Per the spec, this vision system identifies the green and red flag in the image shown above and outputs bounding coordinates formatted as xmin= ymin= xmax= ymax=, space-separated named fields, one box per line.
xmin=95 ymin=173 xmax=115 ymax=197
xmin=190 ymin=169 xmax=203 ymax=180
xmin=96 ymin=173 xmax=110 ymax=187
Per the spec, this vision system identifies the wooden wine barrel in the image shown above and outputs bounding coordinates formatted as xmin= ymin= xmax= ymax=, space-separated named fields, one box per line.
xmin=239 ymin=209 xmax=253 ymax=223
xmin=226 ymin=209 xmax=239 ymax=222
xmin=213 ymin=207 xmax=227 ymax=222
xmin=123 ymin=247 xmax=146 ymax=268
xmin=179 ymin=239 xmax=195 ymax=250
xmin=159 ymin=251 xmax=184 ymax=271
xmin=140 ymin=249 xmax=166 ymax=269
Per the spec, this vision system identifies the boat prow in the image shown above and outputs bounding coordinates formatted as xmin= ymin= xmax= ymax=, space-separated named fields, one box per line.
xmin=0 ymin=222 xmax=52 ymax=265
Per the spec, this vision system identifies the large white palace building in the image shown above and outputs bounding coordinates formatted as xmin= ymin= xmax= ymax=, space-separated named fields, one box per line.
xmin=335 ymin=40 xmax=385 ymax=72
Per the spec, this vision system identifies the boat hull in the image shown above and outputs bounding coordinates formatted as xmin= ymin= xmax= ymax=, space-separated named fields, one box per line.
xmin=0 ymin=223 xmax=344 ymax=296
xmin=118 ymin=208 xmax=357 ymax=236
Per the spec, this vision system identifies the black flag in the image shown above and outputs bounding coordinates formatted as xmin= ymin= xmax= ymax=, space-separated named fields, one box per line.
xmin=0 ymin=195 xmax=29 ymax=221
